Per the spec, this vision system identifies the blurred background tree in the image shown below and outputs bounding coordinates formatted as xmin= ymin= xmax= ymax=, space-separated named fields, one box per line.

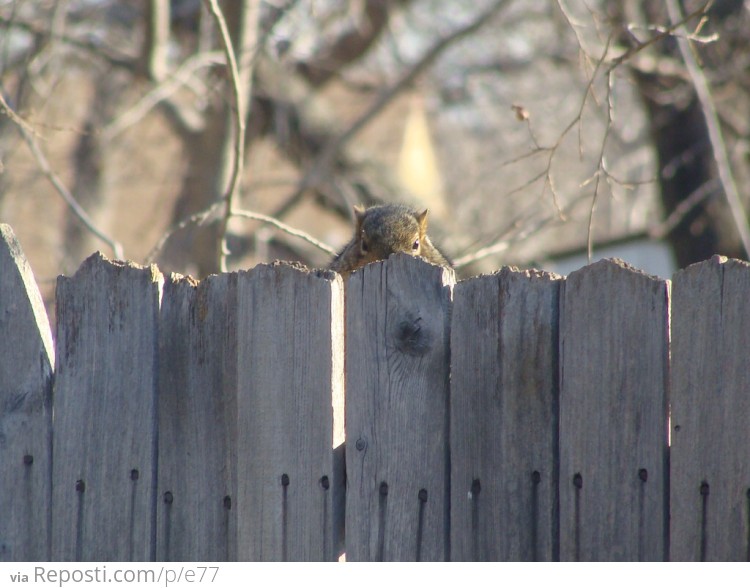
xmin=1 ymin=0 xmax=748 ymax=310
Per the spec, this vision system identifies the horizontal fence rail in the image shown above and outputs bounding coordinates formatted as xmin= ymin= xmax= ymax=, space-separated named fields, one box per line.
xmin=1 ymin=223 xmax=750 ymax=561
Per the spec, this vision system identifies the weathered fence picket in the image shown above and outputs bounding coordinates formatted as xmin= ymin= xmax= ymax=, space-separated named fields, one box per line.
xmin=450 ymin=267 xmax=560 ymax=561
xmin=3 ymin=223 xmax=750 ymax=561
xmin=670 ymin=256 xmax=750 ymax=561
xmin=559 ymin=259 xmax=669 ymax=561
xmin=157 ymin=272 xmax=238 ymax=561
xmin=51 ymin=253 xmax=162 ymax=561
xmin=344 ymin=255 xmax=453 ymax=561
xmin=235 ymin=263 xmax=345 ymax=561
xmin=0 ymin=225 xmax=54 ymax=562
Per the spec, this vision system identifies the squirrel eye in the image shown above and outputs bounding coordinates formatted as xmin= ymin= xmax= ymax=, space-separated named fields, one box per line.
xmin=412 ymin=238 xmax=420 ymax=251
xmin=360 ymin=237 xmax=369 ymax=254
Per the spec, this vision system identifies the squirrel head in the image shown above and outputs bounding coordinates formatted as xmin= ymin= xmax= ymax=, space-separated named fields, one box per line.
xmin=353 ymin=204 xmax=429 ymax=265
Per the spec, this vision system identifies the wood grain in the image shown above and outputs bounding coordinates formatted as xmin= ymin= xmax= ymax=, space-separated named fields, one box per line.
xmin=51 ymin=253 xmax=163 ymax=561
xmin=157 ymin=272 xmax=237 ymax=561
xmin=0 ymin=225 xmax=54 ymax=561
xmin=670 ymin=256 xmax=750 ymax=561
xmin=559 ymin=259 xmax=669 ymax=561
xmin=450 ymin=267 xmax=561 ymax=561
xmin=344 ymin=254 xmax=454 ymax=561
xmin=235 ymin=262 xmax=344 ymax=561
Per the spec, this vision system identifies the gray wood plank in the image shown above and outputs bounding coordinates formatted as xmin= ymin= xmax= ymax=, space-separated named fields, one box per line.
xmin=450 ymin=267 xmax=560 ymax=561
xmin=156 ymin=272 xmax=237 ymax=561
xmin=344 ymin=254 xmax=454 ymax=561
xmin=559 ymin=258 xmax=669 ymax=561
xmin=51 ymin=253 xmax=163 ymax=561
xmin=235 ymin=262 xmax=345 ymax=561
xmin=670 ymin=256 xmax=750 ymax=561
xmin=0 ymin=225 xmax=54 ymax=561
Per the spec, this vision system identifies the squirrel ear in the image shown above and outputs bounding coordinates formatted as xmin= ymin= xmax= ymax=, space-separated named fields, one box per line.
xmin=416 ymin=208 xmax=429 ymax=233
xmin=353 ymin=205 xmax=367 ymax=231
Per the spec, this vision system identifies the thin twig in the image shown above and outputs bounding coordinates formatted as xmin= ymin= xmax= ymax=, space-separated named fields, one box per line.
xmin=144 ymin=0 xmax=171 ymax=81
xmin=103 ymin=50 xmax=224 ymax=141
xmin=144 ymin=203 xmax=336 ymax=263
xmin=666 ymin=0 xmax=750 ymax=258
xmin=452 ymin=193 xmax=592 ymax=268
xmin=145 ymin=202 xmax=222 ymax=264
xmin=649 ymin=178 xmax=720 ymax=240
xmin=585 ymin=56 xmax=615 ymax=263
xmin=146 ymin=1 xmax=303 ymax=266
xmin=232 ymin=209 xmax=336 ymax=255
xmin=0 ymin=14 xmax=136 ymax=72
xmin=502 ymin=31 xmax=613 ymax=222
xmin=605 ymin=1 xmax=713 ymax=73
xmin=0 ymin=94 xmax=124 ymax=259
xmin=202 ymin=0 xmax=252 ymax=272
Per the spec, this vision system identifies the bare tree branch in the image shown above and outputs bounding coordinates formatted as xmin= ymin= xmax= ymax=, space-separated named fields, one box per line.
xmin=0 ymin=93 xmax=124 ymax=260
xmin=232 ymin=209 xmax=336 ymax=255
xmin=102 ymin=50 xmax=224 ymax=141
xmin=0 ymin=14 xmax=137 ymax=72
xmin=145 ymin=203 xmax=335 ymax=263
xmin=497 ymin=31 xmax=613 ymax=225
xmin=584 ymin=43 xmax=615 ymax=263
xmin=649 ymin=178 xmax=721 ymax=240
xmin=605 ymin=1 xmax=713 ymax=74
xmin=145 ymin=202 xmax=223 ymax=264
xmin=453 ymin=192 xmax=593 ymax=268
xmin=202 ymin=0 xmax=257 ymax=272
xmin=294 ymin=0 xmax=394 ymax=87
xmin=666 ymin=0 xmax=750 ymax=258
xmin=143 ymin=0 xmax=171 ymax=81
xmin=274 ymin=0 xmax=514 ymax=218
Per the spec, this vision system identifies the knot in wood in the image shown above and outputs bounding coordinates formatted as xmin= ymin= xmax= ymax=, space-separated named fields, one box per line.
xmin=394 ymin=316 xmax=430 ymax=356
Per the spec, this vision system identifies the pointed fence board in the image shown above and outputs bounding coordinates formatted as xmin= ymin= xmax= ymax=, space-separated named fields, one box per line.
xmin=559 ymin=259 xmax=669 ymax=561
xmin=0 ymin=225 xmax=54 ymax=561
xmin=344 ymin=255 xmax=454 ymax=561
xmin=51 ymin=254 xmax=163 ymax=561
xmin=156 ymin=273 xmax=238 ymax=561
xmin=235 ymin=263 xmax=345 ymax=561
xmin=450 ymin=267 xmax=561 ymax=561
xmin=670 ymin=256 xmax=750 ymax=561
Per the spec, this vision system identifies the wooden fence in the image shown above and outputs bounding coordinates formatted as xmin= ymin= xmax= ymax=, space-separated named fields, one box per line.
xmin=1 ymin=222 xmax=750 ymax=562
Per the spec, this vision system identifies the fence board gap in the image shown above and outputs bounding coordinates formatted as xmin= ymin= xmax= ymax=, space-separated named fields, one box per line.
xmin=51 ymin=253 xmax=163 ymax=561
xmin=559 ymin=258 xmax=669 ymax=561
xmin=0 ymin=225 xmax=54 ymax=561
xmin=344 ymin=254 xmax=454 ymax=561
xmin=450 ymin=266 xmax=561 ymax=561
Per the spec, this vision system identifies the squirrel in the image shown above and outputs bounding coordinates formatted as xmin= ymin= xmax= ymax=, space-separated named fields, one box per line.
xmin=329 ymin=203 xmax=452 ymax=276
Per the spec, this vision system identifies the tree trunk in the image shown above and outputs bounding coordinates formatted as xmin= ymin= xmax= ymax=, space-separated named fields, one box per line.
xmin=159 ymin=0 xmax=258 ymax=277
xmin=637 ymin=82 xmax=743 ymax=267
xmin=616 ymin=0 xmax=748 ymax=267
